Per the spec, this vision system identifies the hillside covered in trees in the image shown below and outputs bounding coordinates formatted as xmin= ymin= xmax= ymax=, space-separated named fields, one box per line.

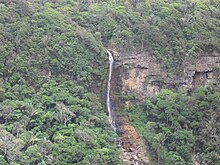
xmin=127 ymin=87 xmax=220 ymax=164
xmin=0 ymin=0 xmax=219 ymax=164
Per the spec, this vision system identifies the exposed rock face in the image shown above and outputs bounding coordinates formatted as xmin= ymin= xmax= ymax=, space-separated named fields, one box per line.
xmin=113 ymin=50 xmax=220 ymax=97
xmin=115 ymin=52 xmax=163 ymax=97
xmin=185 ymin=55 xmax=220 ymax=89
xmin=110 ymin=50 xmax=219 ymax=165
xmin=116 ymin=117 xmax=149 ymax=165
xmin=110 ymin=51 xmax=150 ymax=165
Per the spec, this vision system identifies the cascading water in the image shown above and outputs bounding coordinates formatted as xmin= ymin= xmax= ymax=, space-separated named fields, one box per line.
xmin=106 ymin=50 xmax=149 ymax=164
xmin=107 ymin=50 xmax=116 ymax=131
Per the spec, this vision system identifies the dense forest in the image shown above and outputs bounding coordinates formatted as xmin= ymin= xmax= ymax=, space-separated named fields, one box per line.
xmin=0 ymin=0 xmax=219 ymax=164
xmin=127 ymin=87 xmax=220 ymax=164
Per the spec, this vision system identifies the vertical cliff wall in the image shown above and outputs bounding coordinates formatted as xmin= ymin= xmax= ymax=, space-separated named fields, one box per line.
xmin=110 ymin=50 xmax=220 ymax=165
xmin=113 ymin=50 xmax=220 ymax=98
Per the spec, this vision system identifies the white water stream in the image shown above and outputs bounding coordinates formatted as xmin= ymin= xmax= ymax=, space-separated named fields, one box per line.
xmin=107 ymin=50 xmax=116 ymax=131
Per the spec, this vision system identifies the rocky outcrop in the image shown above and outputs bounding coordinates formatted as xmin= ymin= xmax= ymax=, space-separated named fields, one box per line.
xmin=184 ymin=54 xmax=220 ymax=89
xmin=110 ymin=50 xmax=219 ymax=164
xmin=113 ymin=50 xmax=220 ymax=97
xmin=110 ymin=51 xmax=150 ymax=165
xmin=114 ymin=52 xmax=164 ymax=97
xmin=116 ymin=117 xmax=149 ymax=165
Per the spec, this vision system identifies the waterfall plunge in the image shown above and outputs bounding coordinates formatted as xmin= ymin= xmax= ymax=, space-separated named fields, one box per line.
xmin=107 ymin=50 xmax=116 ymax=131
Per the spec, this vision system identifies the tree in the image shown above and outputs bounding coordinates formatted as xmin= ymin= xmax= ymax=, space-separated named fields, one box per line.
xmin=0 ymin=129 xmax=23 ymax=163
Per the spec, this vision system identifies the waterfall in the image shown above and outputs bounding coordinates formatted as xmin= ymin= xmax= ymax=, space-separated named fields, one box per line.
xmin=107 ymin=50 xmax=116 ymax=131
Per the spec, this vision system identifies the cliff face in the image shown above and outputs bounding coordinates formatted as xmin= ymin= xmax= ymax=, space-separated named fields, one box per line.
xmin=111 ymin=50 xmax=220 ymax=165
xmin=113 ymin=50 xmax=220 ymax=98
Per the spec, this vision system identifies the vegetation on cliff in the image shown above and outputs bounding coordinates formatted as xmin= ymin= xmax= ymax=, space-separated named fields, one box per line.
xmin=0 ymin=0 xmax=219 ymax=164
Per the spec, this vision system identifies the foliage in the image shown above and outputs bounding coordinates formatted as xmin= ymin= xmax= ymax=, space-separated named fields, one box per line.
xmin=0 ymin=1 xmax=120 ymax=164
xmin=127 ymin=88 xmax=220 ymax=165
xmin=0 ymin=0 xmax=219 ymax=164
xmin=60 ymin=0 xmax=220 ymax=72
xmin=0 ymin=0 xmax=107 ymax=88
xmin=0 ymin=80 xmax=120 ymax=164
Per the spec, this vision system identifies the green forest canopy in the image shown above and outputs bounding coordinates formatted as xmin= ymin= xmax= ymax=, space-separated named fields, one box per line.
xmin=127 ymin=87 xmax=220 ymax=165
xmin=0 ymin=0 xmax=219 ymax=164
